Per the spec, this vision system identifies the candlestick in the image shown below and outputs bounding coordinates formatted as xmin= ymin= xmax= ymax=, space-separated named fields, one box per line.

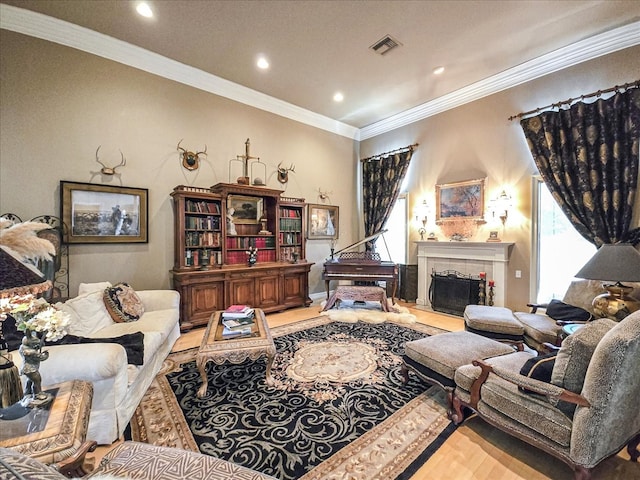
xmin=488 ymin=280 xmax=495 ymax=287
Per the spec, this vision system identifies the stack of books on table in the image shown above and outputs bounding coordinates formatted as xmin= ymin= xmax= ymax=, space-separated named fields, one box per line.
xmin=220 ymin=305 xmax=255 ymax=338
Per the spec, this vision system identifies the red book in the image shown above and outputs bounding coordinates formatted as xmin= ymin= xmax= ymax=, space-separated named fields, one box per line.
xmin=225 ymin=304 xmax=251 ymax=313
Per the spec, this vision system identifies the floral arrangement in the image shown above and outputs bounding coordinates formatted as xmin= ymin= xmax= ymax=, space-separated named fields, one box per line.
xmin=0 ymin=294 xmax=70 ymax=342
xmin=246 ymin=246 xmax=258 ymax=265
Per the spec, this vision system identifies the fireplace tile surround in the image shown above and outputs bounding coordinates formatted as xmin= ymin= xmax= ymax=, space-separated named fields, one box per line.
xmin=415 ymin=241 xmax=515 ymax=311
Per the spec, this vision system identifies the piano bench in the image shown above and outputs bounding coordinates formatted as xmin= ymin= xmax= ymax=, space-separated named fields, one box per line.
xmin=322 ymin=285 xmax=390 ymax=312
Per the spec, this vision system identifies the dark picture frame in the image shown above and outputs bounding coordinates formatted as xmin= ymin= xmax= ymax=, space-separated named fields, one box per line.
xmin=307 ymin=204 xmax=339 ymax=239
xmin=435 ymin=178 xmax=485 ymax=223
xmin=60 ymin=181 xmax=148 ymax=244
xmin=227 ymin=195 xmax=263 ymax=224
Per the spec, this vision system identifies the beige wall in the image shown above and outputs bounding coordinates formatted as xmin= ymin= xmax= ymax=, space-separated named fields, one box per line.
xmin=360 ymin=46 xmax=640 ymax=311
xmin=2 ymin=31 xmax=638 ymax=307
xmin=0 ymin=31 xmax=357 ymax=297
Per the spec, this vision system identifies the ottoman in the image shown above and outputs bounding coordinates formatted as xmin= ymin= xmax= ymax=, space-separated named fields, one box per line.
xmin=464 ymin=304 xmax=525 ymax=348
xmin=401 ymin=331 xmax=515 ymax=420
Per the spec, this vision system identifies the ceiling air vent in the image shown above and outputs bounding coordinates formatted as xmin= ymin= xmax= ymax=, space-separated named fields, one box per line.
xmin=369 ymin=34 xmax=402 ymax=55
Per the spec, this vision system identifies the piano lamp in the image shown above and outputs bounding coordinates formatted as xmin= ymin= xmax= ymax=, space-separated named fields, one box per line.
xmin=575 ymin=243 xmax=640 ymax=320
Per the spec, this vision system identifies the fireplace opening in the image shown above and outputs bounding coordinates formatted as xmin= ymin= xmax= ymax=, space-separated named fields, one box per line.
xmin=429 ymin=270 xmax=482 ymax=316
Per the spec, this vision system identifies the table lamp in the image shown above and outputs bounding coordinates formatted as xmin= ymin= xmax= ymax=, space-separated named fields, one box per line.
xmin=574 ymin=243 xmax=640 ymax=320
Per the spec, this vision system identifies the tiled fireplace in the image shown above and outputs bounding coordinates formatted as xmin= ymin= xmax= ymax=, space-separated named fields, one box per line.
xmin=415 ymin=241 xmax=515 ymax=310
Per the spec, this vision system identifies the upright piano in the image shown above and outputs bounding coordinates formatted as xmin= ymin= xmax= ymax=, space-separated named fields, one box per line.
xmin=322 ymin=230 xmax=398 ymax=302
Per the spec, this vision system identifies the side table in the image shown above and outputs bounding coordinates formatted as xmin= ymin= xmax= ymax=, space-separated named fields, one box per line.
xmin=0 ymin=379 xmax=93 ymax=464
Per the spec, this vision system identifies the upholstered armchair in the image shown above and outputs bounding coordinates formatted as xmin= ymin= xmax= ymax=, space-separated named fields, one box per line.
xmin=513 ymin=279 xmax=640 ymax=351
xmin=452 ymin=312 xmax=640 ymax=480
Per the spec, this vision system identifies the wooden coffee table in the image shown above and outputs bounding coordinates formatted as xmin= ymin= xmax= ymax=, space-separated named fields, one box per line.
xmin=0 ymin=379 xmax=93 ymax=464
xmin=196 ymin=308 xmax=276 ymax=398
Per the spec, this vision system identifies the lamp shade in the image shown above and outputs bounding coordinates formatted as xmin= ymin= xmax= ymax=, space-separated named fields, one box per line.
xmin=575 ymin=243 xmax=640 ymax=282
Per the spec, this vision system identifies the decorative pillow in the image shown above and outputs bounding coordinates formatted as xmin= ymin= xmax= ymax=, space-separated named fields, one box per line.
xmin=545 ymin=299 xmax=593 ymax=322
xmin=551 ymin=318 xmax=616 ymax=416
xmin=78 ymin=281 xmax=112 ymax=296
xmin=57 ymin=290 xmax=114 ymax=337
xmin=518 ymin=352 xmax=556 ymax=394
xmin=103 ymin=283 xmax=145 ymax=323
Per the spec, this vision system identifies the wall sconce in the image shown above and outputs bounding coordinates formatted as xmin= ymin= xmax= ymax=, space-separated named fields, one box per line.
xmin=414 ymin=200 xmax=429 ymax=240
xmin=488 ymin=190 xmax=512 ymax=225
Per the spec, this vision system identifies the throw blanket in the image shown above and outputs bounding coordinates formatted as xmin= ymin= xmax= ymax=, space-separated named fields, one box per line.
xmin=50 ymin=332 xmax=145 ymax=365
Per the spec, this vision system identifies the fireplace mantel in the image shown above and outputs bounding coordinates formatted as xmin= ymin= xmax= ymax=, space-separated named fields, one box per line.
xmin=415 ymin=241 xmax=515 ymax=310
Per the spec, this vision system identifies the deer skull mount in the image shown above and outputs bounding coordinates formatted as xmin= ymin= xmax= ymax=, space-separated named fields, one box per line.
xmin=277 ymin=162 xmax=296 ymax=184
xmin=95 ymin=146 xmax=126 ymax=176
xmin=177 ymin=140 xmax=207 ymax=171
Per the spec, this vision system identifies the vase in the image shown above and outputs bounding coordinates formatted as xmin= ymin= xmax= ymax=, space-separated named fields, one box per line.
xmin=18 ymin=330 xmax=53 ymax=408
xmin=248 ymin=256 xmax=257 ymax=267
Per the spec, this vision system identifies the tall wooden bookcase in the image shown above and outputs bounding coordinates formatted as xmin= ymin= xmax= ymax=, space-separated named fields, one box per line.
xmin=171 ymin=183 xmax=312 ymax=331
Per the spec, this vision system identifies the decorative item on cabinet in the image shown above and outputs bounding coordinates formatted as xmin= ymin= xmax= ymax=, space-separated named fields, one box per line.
xmin=229 ymin=138 xmax=260 ymax=185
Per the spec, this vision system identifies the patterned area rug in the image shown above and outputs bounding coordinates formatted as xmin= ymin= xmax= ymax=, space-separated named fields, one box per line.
xmin=129 ymin=317 xmax=454 ymax=480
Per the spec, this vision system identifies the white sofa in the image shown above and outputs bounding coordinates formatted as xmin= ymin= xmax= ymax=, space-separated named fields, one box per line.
xmin=12 ymin=283 xmax=181 ymax=445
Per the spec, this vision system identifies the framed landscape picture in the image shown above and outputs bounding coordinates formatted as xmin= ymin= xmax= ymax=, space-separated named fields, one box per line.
xmin=435 ymin=178 xmax=485 ymax=223
xmin=307 ymin=204 xmax=339 ymax=239
xmin=60 ymin=181 xmax=148 ymax=244
xmin=227 ymin=195 xmax=263 ymax=224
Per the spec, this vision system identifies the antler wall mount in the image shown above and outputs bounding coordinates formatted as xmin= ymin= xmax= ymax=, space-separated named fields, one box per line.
xmin=177 ymin=140 xmax=207 ymax=171
xmin=95 ymin=146 xmax=126 ymax=176
xmin=277 ymin=162 xmax=296 ymax=184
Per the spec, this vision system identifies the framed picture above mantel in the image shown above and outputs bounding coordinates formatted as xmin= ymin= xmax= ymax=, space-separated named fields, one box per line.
xmin=60 ymin=181 xmax=148 ymax=244
xmin=435 ymin=177 xmax=485 ymax=223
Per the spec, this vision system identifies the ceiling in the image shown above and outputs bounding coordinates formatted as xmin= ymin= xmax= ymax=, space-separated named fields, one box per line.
xmin=2 ymin=0 xmax=639 ymax=137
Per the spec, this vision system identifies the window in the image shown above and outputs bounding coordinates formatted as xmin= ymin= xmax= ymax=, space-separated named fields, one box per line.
xmin=533 ymin=177 xmax=595 ymax=303
xmin=375 ymin=194 xmax=407 ymax=264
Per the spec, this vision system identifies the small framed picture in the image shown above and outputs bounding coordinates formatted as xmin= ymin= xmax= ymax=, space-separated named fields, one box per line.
xmin=487 ymin=230 xmax=500 ymax=242
xmin=307 ymin=204 xmax=339 ymax=239
xmin=227 ymin=195 xmax=263 ymax=224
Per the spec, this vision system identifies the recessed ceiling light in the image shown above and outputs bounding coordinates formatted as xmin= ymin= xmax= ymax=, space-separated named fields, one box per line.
xmin=257 ymin=57 xmax=270 ymax=69
xmin=333 ymin=92 xmax=344 ymax=102
xmin=136 ymin=2 xmax=153 ymax=18
xmin=433 ymin=66 xmax=445 ymax=75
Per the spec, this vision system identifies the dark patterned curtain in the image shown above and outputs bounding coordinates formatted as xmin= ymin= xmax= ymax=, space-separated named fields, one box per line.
xmin=362 ymin=148 xmax=414 ymax=251
xmin=520 ymin=86 xmax=640 ymax=247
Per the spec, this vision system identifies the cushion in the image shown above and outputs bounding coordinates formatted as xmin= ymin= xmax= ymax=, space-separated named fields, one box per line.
xmin=57 ymin=290 xmax=114 ymax=336
xmin=0 ymin=447 xmax=66 ymax=479
xmin=551 ymin=318 xmax=616 ymax=416
xmin=545 ymin=299 xmax=593 ymax=322
xmin=104 ymin=283 xmax=145 ymax=323
xmin=78 ymin=281 xmax=112 ymax=296
xmin=518 ymin=352 xmax=556 ymax=393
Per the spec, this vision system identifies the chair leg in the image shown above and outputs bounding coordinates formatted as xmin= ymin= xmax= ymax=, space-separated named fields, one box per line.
xmin=449 ymin=393 xmax=465 ymax=425
xmin=628 ymin=433 xmax=640 ymax=462
xmin=400 ymin=362 xmax=410 ymax=384
xmin=573 ymin=465 xmax=592 ymax=480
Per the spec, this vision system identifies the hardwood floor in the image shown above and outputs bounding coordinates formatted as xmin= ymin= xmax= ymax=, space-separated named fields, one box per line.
xmin=94 ymin=302 xmax=639 ymax=480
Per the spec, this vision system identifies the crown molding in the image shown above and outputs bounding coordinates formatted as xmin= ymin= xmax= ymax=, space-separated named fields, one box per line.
xmin=2 ymin=4 xmax=638 ymax=143
xmin=359 ymin=20 xmax=640 ymax=140
xmin=0 ymin=4 xmax=360 ymax=140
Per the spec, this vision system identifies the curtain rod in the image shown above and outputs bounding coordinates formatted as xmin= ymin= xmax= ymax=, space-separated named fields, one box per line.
xmin=508 ymin=80 xmax=639 ymax=121
xmin=360 ymin=143 xmax=419 ymax=162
